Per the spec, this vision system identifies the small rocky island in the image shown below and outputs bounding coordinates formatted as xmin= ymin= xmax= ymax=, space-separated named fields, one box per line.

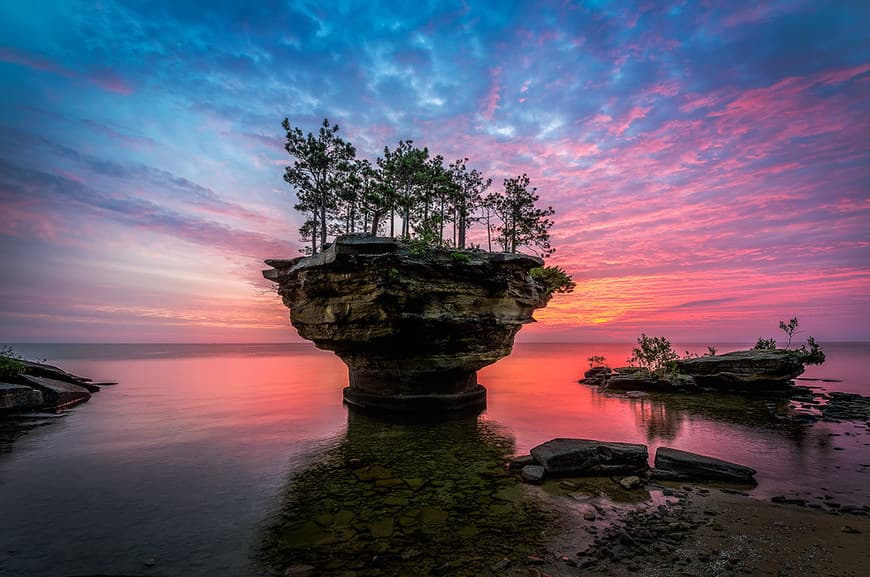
xmin=264 ymin=236 xmax=551 ymax=411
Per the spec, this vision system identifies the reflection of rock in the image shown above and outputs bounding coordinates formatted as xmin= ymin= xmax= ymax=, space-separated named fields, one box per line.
xmin=263 ymin=236 xmax=550 ymax=412
xmin=675 ymin=349 xmax=804 ymax=390
xmin=259 ymin=411 xmax=551 ymax=576
xmin=651 ymin=447 xmax=757 ymax=483
xmin=529 ymin=438 xmax=649 ymax=476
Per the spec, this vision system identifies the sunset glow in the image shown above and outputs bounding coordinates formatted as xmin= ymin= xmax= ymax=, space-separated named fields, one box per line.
xmin=0 ymin=1 xmax=867 ymax=342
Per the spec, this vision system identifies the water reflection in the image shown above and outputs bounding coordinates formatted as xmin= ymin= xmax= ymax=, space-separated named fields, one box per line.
xmin=614 ymin=388 xmax=827 ymax=447
xmin=259 ymin=410 xmax=552 ymax=577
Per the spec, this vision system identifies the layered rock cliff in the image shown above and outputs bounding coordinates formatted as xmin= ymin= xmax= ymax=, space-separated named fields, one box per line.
xmin=263 ymin=236 xmax=551 ymax=411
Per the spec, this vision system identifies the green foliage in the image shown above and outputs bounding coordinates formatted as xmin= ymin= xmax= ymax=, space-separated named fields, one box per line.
xmin=450 ymin=251 xmax=472 ymax=264
xmin=0 ymin=345 xmax=24 ymax=380
xmin=629 ymin=334 xmax=679 ymax=376
xmin=587 ymin=355 xmax=607 ymax=369
xmin=753 ymin=318 xmax=825 ymax=366
xmin=794 ymin=336 xmax=826 ymax=365
xmin=406 ymin=238 xmax=432 ymax=258
xmin=778 ymin=317 xmax=799 ymax=349
xmin=530 ymin=266 xmax=575 ymax=296
xmin=753 ymin=337 xmax=777 ymax=350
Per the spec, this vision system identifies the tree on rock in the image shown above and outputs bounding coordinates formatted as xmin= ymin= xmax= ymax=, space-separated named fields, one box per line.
xmin=377 ymin=140 xmax=431 ymax=240
xmin=486 ymin=174 xmax=555 ymax=257
xmin=283 ymin=118 xmax=356 ymax=254
xmin=449 ymin=158 xmax=491 ymax=249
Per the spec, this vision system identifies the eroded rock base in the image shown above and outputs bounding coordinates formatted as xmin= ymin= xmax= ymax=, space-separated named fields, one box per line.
xmin=342 ymin=384 xmax=487 ymax=413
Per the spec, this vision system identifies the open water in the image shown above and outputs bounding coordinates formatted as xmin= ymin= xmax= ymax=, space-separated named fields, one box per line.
xmin=0 ymin=342 xmax=868 ymax=576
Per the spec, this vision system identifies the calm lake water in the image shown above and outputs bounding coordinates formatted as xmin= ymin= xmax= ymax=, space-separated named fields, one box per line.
xmin=1 ymin=342 xmax=868 ymax=576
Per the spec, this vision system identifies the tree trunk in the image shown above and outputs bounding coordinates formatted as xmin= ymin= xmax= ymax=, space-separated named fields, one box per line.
xmin=458 ymin=203 xmax=466 ymax=249
xmin=320 ymin=203 xmax=327 ymax=249
xmin=311 ymin=210 xmax=318 ymax=254
xmin=486 ymin=210 xmax=492 ymax=252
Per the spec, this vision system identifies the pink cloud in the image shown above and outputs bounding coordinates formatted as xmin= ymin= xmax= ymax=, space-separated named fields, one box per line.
xmin=610 ymin=106 xmax=651 ymax=136
xmin=0 ymin=46 xmax=134 ymax=95
xmin=479 ymin=67 xmax=502 ymax=120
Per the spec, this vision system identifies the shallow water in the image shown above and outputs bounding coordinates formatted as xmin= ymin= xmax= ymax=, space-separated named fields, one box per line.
xmin=0 ymin=342 xmax=868 ymax=576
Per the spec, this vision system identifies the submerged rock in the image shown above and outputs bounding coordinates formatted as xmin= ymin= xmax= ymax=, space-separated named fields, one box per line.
xmin=529 ymin=438 xmax=649 ymax=476
xmin=264 ymin=235 xmax=551 ymax=412
xmin=675 ymin=349 xmax=804 ymax=390
xmin=651 ymin=447 xmax=757 ymax=483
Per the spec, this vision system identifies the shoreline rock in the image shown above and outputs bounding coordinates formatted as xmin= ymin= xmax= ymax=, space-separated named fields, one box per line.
xmin=529 ymin=438 xmax=649 ymax=477
xmin=1 ymin=358 xmax=113 ymax=414
xmin=651 ymin=447 xmax=757 ymax=483
xmin=675 ymin=349 xmax=805 ymax=390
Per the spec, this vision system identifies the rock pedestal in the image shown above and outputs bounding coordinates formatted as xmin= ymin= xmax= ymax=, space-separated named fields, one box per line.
xmin=264 ymin=236 xmax=550 ymax=412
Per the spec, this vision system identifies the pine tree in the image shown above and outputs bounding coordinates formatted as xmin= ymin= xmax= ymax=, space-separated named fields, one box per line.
xmin=282 ymin=118 xmax=356 ymax=253
xmin=485 ymin=174 xmax=555 ymax=257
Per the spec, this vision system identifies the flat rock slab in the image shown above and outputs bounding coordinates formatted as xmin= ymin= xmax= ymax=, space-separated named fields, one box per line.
xmin=20 ymin=375 xmax=91 ymax=409
xmin=652 ymin=447 xmax=757 ymax=483
xmin=675 ymin=349 xmax=804 ymax=390
xmin=0 ymin=382 xmax=44 ymax=410
xmin=530 ymin=438 xmax=649 ymax=476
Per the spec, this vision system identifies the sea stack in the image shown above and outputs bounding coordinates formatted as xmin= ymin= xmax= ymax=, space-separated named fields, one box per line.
xmin=264 ymin=235 xmax=550 ymax=412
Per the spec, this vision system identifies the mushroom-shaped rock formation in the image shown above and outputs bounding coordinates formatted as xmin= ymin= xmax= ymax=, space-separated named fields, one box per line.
xmin=264 ymin=236 xmax=551 ymax=412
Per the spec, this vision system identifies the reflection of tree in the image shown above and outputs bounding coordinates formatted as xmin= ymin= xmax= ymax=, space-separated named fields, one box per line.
xmin=628 ymin=397 xmax=683 ymax=442
xmin=596 ymin=388 xmax=821 ymax=447
xmin=258 ymin=411 xmax=552 ymax=576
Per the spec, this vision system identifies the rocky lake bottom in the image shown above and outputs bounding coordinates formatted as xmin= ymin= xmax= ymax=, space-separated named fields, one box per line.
xmin=0 ymin=342 xmax=868 ymax=576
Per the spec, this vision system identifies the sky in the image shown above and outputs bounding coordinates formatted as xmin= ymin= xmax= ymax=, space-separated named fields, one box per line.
xmin=0 ymin=0 xmax=868 ymax=344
